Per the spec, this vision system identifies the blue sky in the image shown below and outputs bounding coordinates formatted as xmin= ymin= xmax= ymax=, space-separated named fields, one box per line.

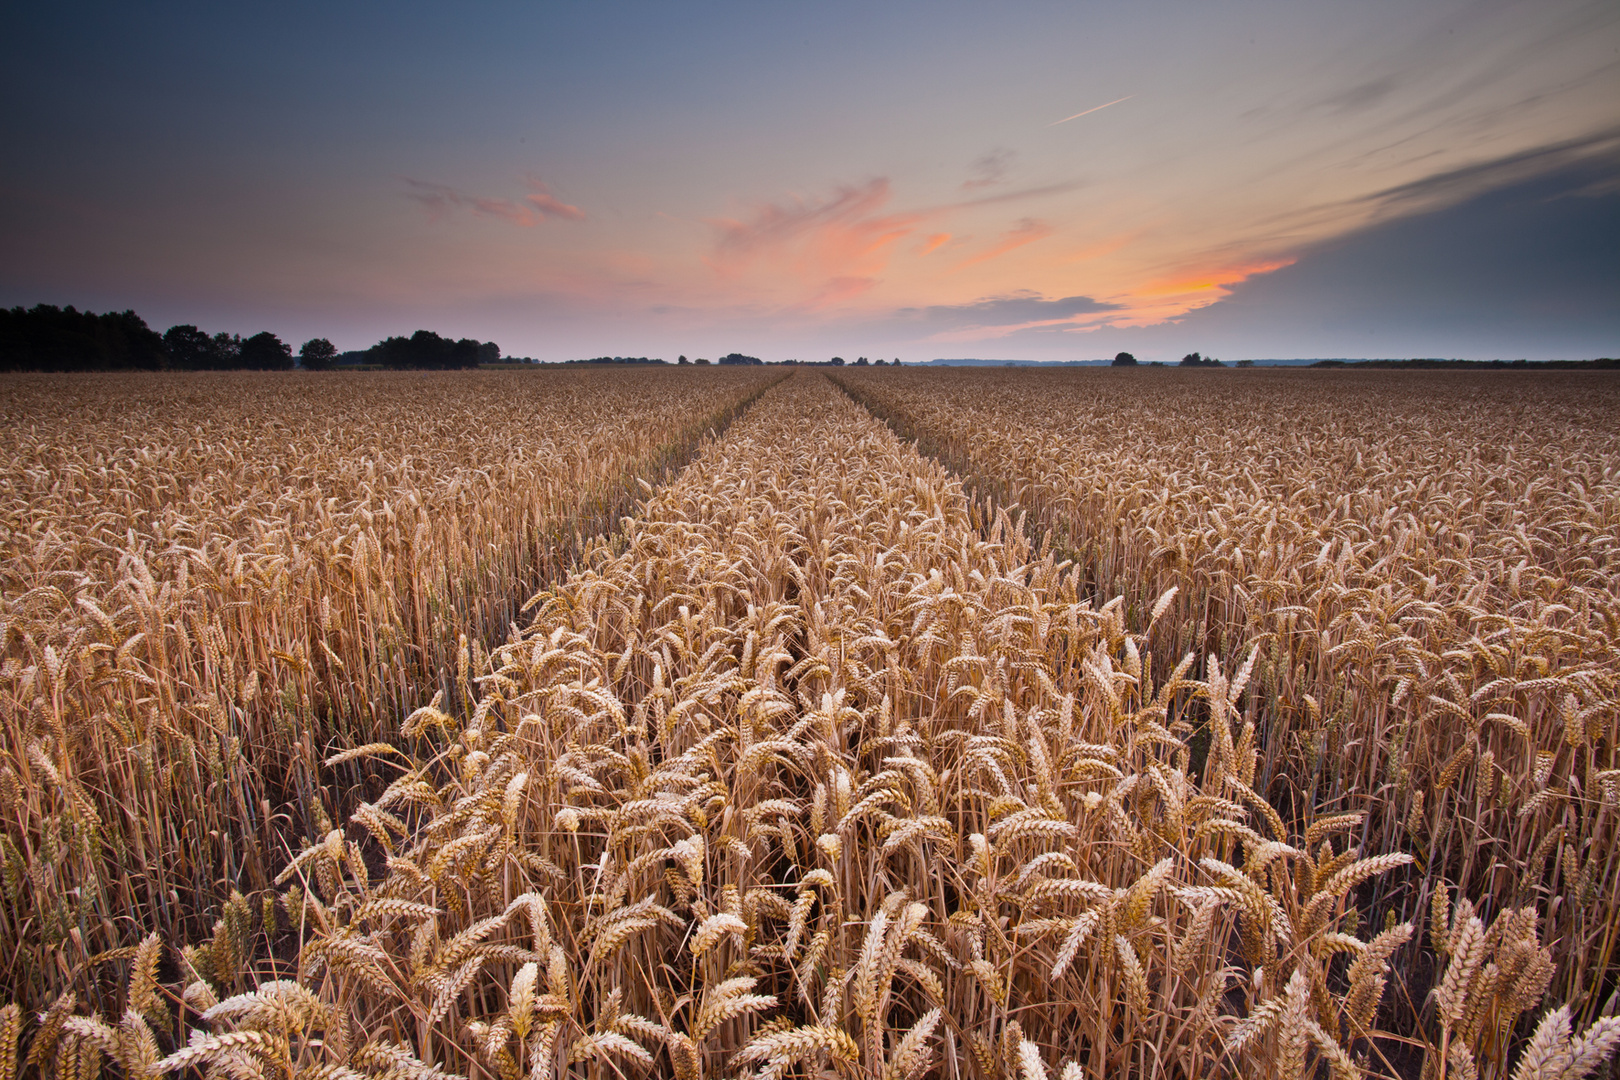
xmin=2 ymin=0 xmax=1615 ymax=361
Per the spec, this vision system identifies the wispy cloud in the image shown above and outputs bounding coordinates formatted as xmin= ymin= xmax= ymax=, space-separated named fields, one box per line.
xmin=880 ymin=290 xmax=1123 ymax=345
xmin=962 ymin=148 xmax=1014 ymax=191
xmin=1241 ymin=125 xmax=1620 ymax=248
xmin=950 ymin=181 xmax=1085 ymax=210
xmin=1048 ymin=95 xmax=1132 ymax=126
xmin=705 ymin=178 xmax=924 ymax=305
xmin=1359 ymin=125 xmax=1620 ymax=214
xmin=955 ymin=218 xmax=1055 ymax=268
xmin=900 ymin=290 xmax=1119 ymax=326
xmin=1311 ymin=76 xmax=1399 ymax=115
xmin=406 ymin=175 xmax=586 ymax=226
xmin=699 ymin=175 xmax=1082 ymax=308
xmin=521 ymin=177 xmax=588 ymax=222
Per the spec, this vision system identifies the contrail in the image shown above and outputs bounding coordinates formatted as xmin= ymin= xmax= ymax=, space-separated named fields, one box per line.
xmin=1048 ymin=95 xmax=1133 ymax=126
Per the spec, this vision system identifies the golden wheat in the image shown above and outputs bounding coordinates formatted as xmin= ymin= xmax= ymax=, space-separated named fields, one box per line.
xmin=5 ymin=369 xmax=1616 ymax=1079
xmin=837 ymin=365 xmax=1620 ymax=1042
xmin=0 ymin=367 xmax=780 ymax=1014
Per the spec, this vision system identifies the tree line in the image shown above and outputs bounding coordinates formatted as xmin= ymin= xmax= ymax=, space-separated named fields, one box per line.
xmin=0 ymin=305 xmax=500 ymax=372
xmin=1111 ymin=351 xmax=1225 ymax=367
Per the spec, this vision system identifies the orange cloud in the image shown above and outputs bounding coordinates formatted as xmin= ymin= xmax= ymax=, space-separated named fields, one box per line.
xmin=954 ymin=218 xmax=1056 ymax=269
xmin=1136 ymin=256 xmax=1296 ymax=300
xmin=705 ymin=179 xmax=923 ymax=306
xmin=918 ymin=232 xmax=953 ymax=256
xmin=406 ymin=176 xmax=585 ymax=226
xmin=909 ymin=253 xmax=1298 ymax=340
xmin=1067 ymin=255 xmax=1298 ymax=328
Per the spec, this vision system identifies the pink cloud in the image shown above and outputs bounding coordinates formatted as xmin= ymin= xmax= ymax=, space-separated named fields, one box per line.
xmin=521 ymin=175 xmax=587 ymax=222
xmin=954 ymin=218 xmax=1056 ymax=269
xmin=406 ymin=176 xmax=585 ymax=226
xmin=698 ymin=176 xmax=1083 ymax=309
xmin=705 ymin=179 xmax=923 ymax=306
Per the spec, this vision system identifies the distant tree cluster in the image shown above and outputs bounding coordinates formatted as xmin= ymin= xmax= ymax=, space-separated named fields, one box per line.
xmin=368 ymin=330 xmax=497 ymax=370
xmin=1111 ymin=352 xmax=1138 ymax=366
xmin=299 ymin=338 xmax=339 ymax=370
xmin=776 ymin=356 xmax=902 ymax=366
xmin=1 ymin=304 xmax=167 ymax=372
xmin=163 ymin=326 xmax=297 ymax=370
xmin=717 ymin=353 xmax=763 ymax=365
xmin=1179 ymin=352 xmax=1223 ymax=367
xmin=0 ymin=305 xmax=527 ymax=372
xmin=568 ymin=356 xmax=667 ymax=365
xmin=1 ymin=303 xmax=319 ymax=372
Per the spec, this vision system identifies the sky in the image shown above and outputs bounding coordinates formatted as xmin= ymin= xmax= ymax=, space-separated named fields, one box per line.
xmin=1 ymin=0 xmax=1616 ymax=363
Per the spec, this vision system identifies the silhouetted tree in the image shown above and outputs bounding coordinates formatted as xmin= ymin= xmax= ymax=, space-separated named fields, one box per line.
xmin=718 ymin=352 xmax=762 ymax=365
xmin=239 ymin=332 xmax=293 ymax=370
xmin=677 ymin=355 xmax=690 ymax=365
xmin=830 ymin=356 xmax=845 ymax=366
xmin=213 ymin=332 xmax=243 ymax=368
xmin=163 ymin=325 xmax=246 ymax=369
xmin=164 ymin=325 xmax=216 ymax=370
xmin=1112 ymin=351 xmax=1138 ymax=366
xmin=368 ymin=330 xmax=485 ymax=369
xmin=299 ymin=337 xmax=338 ymax=370
xmin=0 ymin=304 xmax=166 ymax=371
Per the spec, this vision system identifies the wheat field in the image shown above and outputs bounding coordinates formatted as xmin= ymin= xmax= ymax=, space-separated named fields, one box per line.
xmin=0 ymin=367 xmax=780 ymax=1014
xmin=3 ymin=368 xmax=1617 ymax=1079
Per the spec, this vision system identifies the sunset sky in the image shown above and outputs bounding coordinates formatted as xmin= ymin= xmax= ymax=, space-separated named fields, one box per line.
xmin=2 ymin=0 xmax=1616 ymax=362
